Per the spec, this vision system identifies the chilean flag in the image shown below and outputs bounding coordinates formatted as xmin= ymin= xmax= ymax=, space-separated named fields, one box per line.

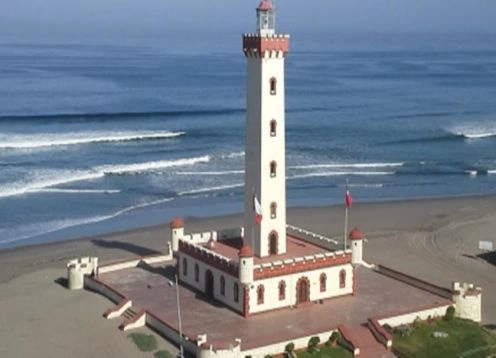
xmin=345 ymin=189 xmax=352 ymax=208
xmin=253 ymin=194 xmax=263 ymax=224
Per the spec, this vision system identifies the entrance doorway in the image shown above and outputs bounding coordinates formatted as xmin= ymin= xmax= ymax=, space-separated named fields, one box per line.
xmin=296 ymin=277 xmax=310 ymax=304
xmin=205 ymin=269 xmax=214 ymax=298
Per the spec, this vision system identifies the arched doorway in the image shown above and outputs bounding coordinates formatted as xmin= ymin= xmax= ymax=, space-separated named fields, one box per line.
xmin=296 ymin=277 xmax=310 ymax=305
xmin=205 ymin=269 xmax=214 ymax=298
xmin=269 ymin=231 xmax=278 ymax=255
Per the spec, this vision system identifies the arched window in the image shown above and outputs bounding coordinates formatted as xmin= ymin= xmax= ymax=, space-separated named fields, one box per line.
xmin=270 ymin=120 xmax=277 ymax=137
xmin=270 ymin=77 xmax=277 ymax=95
xmin=257 ymin=285 xmax=265 ymax=305
xmin=320 ymin=273 xmax=327 ymax=292
xmin=220 ymin=275 xmax=225 ymax=296
xmin=269 ymin=231 xmax=278 ymax=255
xmin=194 ymin=263 xmax=199 ymax=282
xmin=339 ymin=269 xmax=346 ymax=288
xmin=234 ymin=283 xmax=239 ymax=303
xmin=182 ymin=258 xmax=187 ymax=276
xmin=270 ymin=202 xmax=277 ymax=219
xmin=270 ymin=161 xmax=277 ymax=178
xmin=278 ymin=280 xmax=286 ymax=301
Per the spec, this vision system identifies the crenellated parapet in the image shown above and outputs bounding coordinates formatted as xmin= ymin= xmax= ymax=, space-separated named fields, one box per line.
xmin=253 ymin=251 xmax=352 ymax=280
xmin=179 ymin=240 xmax=239 ymax=277
xmin=242 ymin=33 xmax=290 ymax=58
xmin=452 ymin=282 xmax=482 ymax=322
xmin=66 ymin=257 xmax=99 ymax=290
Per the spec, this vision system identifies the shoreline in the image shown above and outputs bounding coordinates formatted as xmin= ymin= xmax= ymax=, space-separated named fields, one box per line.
xmin=1 ymin=192 xmax=496 ymax=283
xmin=1 ymin=193 xmax=496 ymax=358
xmin=3 ymin=190 xmax=496 ymax=253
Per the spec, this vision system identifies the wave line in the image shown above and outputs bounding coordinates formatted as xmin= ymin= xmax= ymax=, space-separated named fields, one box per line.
xmin=0 ymin=131 xmax=185 ymax=149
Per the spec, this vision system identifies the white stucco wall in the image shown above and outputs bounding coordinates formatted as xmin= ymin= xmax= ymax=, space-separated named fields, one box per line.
xmin=179 ymin=253 xmax=243 ymax=313
xmin=249 ymin=264 xmax=353 ymax=314
xmin=377 ymin=305 xmax=450 ymax=327
xmin=241 ymin=329 xmax=336 ymax=358
xmin=244 ymin=49 xmax=287 ymax=258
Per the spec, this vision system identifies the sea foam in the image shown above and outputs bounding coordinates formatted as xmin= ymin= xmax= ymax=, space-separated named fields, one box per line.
xmin=0 ymin=131 xmax=185 ymax=149
xmin=0 ymin=155 xmax=210 ymax=199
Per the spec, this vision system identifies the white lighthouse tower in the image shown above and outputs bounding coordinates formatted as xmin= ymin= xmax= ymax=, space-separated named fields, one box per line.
xmin=243 ymin=0 xmax=290 ymax=258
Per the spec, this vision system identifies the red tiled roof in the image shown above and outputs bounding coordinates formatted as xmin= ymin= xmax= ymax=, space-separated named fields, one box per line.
xmin=349 ymin=227 xmax=363 ymax=241
xmin=257 ymin=0 xmax=274 ymax=11
xmin=238 ymin=244 xmax=254 ymax=257
xmin=170 ymin=217 xmax=184 ymax=229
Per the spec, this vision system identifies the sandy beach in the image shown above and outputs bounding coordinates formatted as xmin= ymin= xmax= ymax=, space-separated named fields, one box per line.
xmin=1 ymin=195 xmax=496 ymax=357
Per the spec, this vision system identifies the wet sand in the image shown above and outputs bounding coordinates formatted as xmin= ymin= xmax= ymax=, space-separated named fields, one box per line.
xmin=1 ymin=195 xmax=496 ymax=357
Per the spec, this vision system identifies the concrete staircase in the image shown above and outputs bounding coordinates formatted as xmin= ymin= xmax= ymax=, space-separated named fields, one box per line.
xmin=121 ymin=308 xmax=135 ymax=322
xmin=350 ymin=325 xmax=395 ymax=358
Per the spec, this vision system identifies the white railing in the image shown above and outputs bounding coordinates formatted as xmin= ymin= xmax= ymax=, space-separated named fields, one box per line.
xmin=286 ymin=224 xmax=339 ymax=245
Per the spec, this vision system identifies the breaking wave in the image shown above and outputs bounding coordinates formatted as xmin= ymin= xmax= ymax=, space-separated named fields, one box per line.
xmin=0 ymin=131 xmax=185 ymax=149
xmin=458 ymin=131 xmax=496 ymax=139
xmin=288 ymin=171 xmax=396 ymax=179
xmin=289 ymin=162 xmax=404 ymax=169
xmin=100 ymin=155 xmax=210 ymax=175
xmin=178 ymin=183 xmax=244 ymax=196
xmin=176 ymin=170 xmax=243 ymax=176
xmin=0 ymin=155 xmax=210 ymax=199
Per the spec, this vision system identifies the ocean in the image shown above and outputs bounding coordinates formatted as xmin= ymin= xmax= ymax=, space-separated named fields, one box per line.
xmin=1 ymin=33 xmax=496 ymax=249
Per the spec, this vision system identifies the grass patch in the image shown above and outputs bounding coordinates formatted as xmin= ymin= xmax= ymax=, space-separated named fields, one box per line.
xmin=154 ymin=350 xmax=174 ymax=358
xmin=127 ymin=332 xmax=158 ymax=352
xmin=296 ymin=344 xmax=353 ymax=358
xmin=393 ymin=318 xmax=496 ymax=357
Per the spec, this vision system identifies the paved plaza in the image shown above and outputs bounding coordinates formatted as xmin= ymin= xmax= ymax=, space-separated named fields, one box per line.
xmin=99 ymin=262 xmax=451 ymax=350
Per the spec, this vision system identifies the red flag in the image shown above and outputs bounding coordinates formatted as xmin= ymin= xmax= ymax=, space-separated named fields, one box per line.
xmin=253 ymin=194 xmax=263 ymax=224
xmin=345 ymin=189 xmax=352 ymax=208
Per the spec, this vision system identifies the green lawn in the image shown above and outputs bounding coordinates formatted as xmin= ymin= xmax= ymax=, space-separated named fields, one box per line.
xmin=393 ymin=318 xmax=496 ymax=358
xmin=295 ymin=344 xmax=353 ymax=358
xmin=154 ymin=350 xmax=174 ymax=358
xmin=127 ymin=332 xmax=158 ymax=352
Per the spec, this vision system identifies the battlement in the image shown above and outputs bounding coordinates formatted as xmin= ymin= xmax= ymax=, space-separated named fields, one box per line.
xmin=253 ymin=250 xmax=352 ymax=280
xmin=66 ymin=256 xmax=99 ymax=290
xmin=453 ymin=282 xmax=482 ymax=297
xmin=179 ymin=240 xmax=239 ymax=277
xmin=452 ymin=281 xmax=482 ymax=322
xmin=242 ymin=33 xmax=290 ymax=58
xmin=243 ymin=33 xmax=290 ymax=39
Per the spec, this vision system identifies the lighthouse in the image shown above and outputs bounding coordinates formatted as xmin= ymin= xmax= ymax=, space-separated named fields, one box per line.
xmin=243 ymin=0 xmax=290 ymax=258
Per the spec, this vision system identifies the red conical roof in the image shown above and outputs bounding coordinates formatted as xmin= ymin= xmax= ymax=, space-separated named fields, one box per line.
xmin=257 ymin=0 xmax=274 ymax=11
xmin=170 ymin=217 xmax=184 ymax=229
xmin=349 ymin=227 xmax=363 ymax=241
xmin=238 ymin=244 xmax=254 ymax=257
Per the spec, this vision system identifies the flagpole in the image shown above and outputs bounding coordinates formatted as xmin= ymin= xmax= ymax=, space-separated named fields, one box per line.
xmin=344 ymin=178 xmax=349 ymax=251
xmin=344 ymin=206 xmax=348 ymax=251
xmin=251 ymin=188 xmax=255 ymax=250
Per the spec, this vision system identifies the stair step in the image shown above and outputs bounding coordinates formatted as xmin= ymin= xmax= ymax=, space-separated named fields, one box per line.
xmin=122 ymin=309 xmax=135 ymax=320
xmin=347 ymin=324 xmax=392 ymax=358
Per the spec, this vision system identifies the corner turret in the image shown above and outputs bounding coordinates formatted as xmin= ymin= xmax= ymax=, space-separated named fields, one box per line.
xmin=349 ymin=227 xmax=363 ymax=266
xmin=170 ymin=217 xmax=184 ymax=255
xmin=238 ymin=244 xmax=254 ymax=285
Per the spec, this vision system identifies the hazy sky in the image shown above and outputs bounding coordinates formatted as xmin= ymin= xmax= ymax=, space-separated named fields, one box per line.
xmin=2 ymin=0 xmax=496 ymax=38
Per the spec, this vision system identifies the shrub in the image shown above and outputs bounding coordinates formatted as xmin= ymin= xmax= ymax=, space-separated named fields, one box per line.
xmin=444 ymin=306 xmax=456 ymax=321
xmin=327 ymin=331 xmax=340 ymax=346
xmin=285 ymin=342 xmax=295 ymax=353
xmin=307 ymin=336 xmax=321 ymax=353
xmin=264 ymin=355 xmax=273 ymax=358
xmin=154 ymin=351 xmax=173 ymax=358
xmin=383 ymin=324 xmax=392 ymax=333
xmin=412 ymin=316 xmax=421 ymax=328
xmin=127 ymin=333 xmax=158 ymax=352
